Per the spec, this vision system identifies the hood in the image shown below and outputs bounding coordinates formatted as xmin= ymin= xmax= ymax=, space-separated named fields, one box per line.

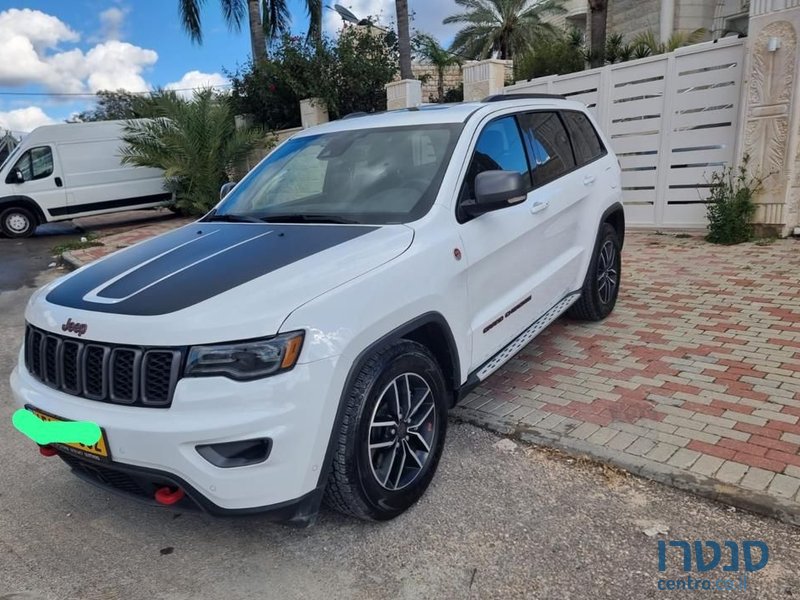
xmin=30 ymin=222 xmax=413 ymax=346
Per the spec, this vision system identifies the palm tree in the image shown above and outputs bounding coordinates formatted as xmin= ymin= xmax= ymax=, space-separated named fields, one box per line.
xmin=588 ymin=0 xmax=607 ymax=68
xmin=414 ymin=34 xmax=461 ymax=102
xmin=631 ymin=28 xmax=708 ymax=55
xmin=120 ymin=90 xmax=262 ymax=215
xmin=178 ymin=0 xmax=322 ymax=63
xmin=395 ymin=0 xmax=413 ymax=80
xmin=444 ymin=0 xmax=565 ymax=60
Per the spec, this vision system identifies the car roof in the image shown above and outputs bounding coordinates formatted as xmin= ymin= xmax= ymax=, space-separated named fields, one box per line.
xmin=293 ymin=97 xmax=589 ymax=136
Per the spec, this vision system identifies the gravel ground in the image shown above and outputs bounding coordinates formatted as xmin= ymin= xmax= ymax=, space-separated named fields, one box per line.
xmin=1 ymin=259 xmax=798 ymax=600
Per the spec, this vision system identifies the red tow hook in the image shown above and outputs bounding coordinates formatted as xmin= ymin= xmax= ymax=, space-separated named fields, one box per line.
xmin=39 ymin=445 xmax=58 ymax=457
xmin=155 ymin=486 xmax=185 ymax=506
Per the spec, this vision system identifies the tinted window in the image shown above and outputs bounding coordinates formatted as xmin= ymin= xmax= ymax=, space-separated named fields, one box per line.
xmin=518 ymin=112 xmax=575 ymax=187
xmin=562 ymin=111 xmax=606 ymax=165
xmin=460 ymin=116 xmax=530 ymax=201
xmin=13 ymin=146 xmax=53 ymax=181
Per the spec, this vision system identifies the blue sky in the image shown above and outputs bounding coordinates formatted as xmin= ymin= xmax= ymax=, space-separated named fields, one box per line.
xmin=0 ymin=0 xmax=458 ymax=133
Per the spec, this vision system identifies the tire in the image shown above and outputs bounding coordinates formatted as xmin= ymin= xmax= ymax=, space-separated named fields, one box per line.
xmin=568 ymin=222 xmax=621 ymax=321
xmin=0 ymin=206 xmax=38 ymax=238
xmin=324 ymin=340 xmax=449 ymax=521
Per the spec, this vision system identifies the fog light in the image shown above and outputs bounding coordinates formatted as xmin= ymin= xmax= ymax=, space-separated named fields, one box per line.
xmin=196 ymin=438 xmax=272 ymax=468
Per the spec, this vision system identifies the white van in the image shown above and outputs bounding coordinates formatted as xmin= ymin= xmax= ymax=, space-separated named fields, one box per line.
xmin=0 ymin=120 xmax=171 ymax=238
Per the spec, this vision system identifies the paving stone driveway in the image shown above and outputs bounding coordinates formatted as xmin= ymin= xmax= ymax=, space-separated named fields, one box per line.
xmin=454 ymin=231 xmax=800 ymax=525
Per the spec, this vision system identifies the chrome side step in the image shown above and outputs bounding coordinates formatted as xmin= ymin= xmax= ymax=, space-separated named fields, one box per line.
xmin=476 ymin=292 xmax=580 ymax=381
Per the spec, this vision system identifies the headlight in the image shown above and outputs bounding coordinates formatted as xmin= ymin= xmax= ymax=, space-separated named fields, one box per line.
xmin=185 ymin=331 xmax=304 ymax=381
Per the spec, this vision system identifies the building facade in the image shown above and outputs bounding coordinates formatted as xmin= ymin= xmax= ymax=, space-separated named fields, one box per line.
xmin=553 ymin=0 xmax=751 ymax=42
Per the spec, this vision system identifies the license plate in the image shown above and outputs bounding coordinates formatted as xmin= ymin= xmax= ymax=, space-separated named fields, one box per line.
xmin=28 ymin=407 xmax=111 ymax=461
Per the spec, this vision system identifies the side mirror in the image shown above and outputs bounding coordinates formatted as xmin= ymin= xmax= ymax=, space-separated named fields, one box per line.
xmin=462 ymin=170 xmax=527 ymax=218
xmin=10 ymin=169 xmax=24 ymax=184
xmin=220 ymin=182 xmax=236 ymax=200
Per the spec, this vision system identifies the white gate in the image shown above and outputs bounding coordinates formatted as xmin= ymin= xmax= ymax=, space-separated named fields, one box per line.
xmin=505 ymin=37 xmax=746 ymax=228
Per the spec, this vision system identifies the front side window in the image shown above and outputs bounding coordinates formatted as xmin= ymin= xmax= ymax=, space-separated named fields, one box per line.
xmin=561 ymin=111 xmax=606 ymax=166
xmin=12 ymin=146 xmax=54 ymax=182
xmin=517 ymin=112 xmax=575 ymax=188
xmin=459 ymin=116 xmax=530 ymax=203
xmin=214 ymin=124 xmax=461 ymax=225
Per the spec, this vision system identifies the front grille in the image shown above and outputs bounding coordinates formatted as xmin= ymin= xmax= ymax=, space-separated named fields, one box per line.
xmin=25 ymin=324 xmax=182 ymax=408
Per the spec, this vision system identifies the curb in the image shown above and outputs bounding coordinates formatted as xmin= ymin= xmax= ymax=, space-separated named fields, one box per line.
xmin=59 ymin=251 xmax=83 ymax=272
xmin=451 ymin=406 xmax=800 ymax=528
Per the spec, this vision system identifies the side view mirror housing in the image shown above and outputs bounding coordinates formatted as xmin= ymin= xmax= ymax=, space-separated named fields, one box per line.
xmin=220 ymin=181 xmax=236 ymax=200
xmin=7 ymin=169 xmax=24 ymax=184
xmin=461 ymin=170 xmax=528 ymax=218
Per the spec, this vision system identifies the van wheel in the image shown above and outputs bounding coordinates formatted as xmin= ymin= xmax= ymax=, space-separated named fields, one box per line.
xmin=0 ymin=206 xmax=38 ymax=238
xmin=324 ymin=340 xmax=448 ymax=521
xmin=568 ymin=222 xmax=621 ymax=321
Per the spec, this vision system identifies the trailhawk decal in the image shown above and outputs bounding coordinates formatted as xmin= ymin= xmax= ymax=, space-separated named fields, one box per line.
xmin=46 ymin=223 xmax=377 ymax=315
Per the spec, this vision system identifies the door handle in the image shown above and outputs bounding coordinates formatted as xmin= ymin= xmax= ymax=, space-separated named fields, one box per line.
xmin=583 ymin=175 xmax=596 ymax=186
xmin=54 ymin=177 xmax=63 ymax=187
xmin=530 ymin=200 xmax=549 ymax=214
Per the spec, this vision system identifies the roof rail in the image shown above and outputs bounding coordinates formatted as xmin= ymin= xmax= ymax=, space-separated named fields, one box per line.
xmin=482 ymin=93 xmax=567 ymax=102
xmin=342 ymin=111 xmax=370 ymax=119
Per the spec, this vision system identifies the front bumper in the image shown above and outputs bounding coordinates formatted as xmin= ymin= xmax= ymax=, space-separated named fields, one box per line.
xmin=10 ymin=351 xmax=343 ymax=515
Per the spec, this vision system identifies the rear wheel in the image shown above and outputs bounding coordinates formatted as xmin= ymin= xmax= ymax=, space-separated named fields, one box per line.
xmin=568 ymin=222 xmax=621 ymax=321
xmin=0 ymin=206 xmax=38 ymax=238
xmin=324 ymin=340 xmax=448 ymax=520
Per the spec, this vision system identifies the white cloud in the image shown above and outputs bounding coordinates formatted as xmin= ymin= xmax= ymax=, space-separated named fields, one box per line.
xmin=165 ymin=71 xmax=229 ymax=98
xmin=0 ymin=8 xmax=156 ymax=93
xmin=99 ymin=7 xmax=128 ymax=41
xmin=0 ymin=107 xmax=57 ymax=133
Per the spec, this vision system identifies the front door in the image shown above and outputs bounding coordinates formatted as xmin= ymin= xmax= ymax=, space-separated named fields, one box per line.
xmin=4 ymin=145 xmax=65 ymax=217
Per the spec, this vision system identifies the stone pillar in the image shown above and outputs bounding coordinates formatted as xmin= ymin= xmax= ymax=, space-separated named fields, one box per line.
xmin=299 ymin=98 xmax=329 ymax=129
xmin=385 ymin=79 xmax=422 ymax=110
xmin=738 ymin=0 xmax=800 ymax=236
xmin=463 ymin=59 xmax=513 ymax=101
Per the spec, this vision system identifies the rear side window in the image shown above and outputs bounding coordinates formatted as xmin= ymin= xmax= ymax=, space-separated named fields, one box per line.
xmin=12 ymin=146 xmax=54 ymax=182
xmin=460 ymin=116 xmax=530 ymax=201
xmin=561 ymin=111 xmax=606 ymax=166
xmin=517 ymin=112 xmax=575 ymax=188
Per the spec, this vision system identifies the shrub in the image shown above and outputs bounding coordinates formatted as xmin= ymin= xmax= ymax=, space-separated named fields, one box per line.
xmin=120 ymin=90 xmax=263 ymax=216
xmin=514 ymin=29 xmax=584 ymax=80
xmin=228 ymin=27 xmax=398 ymax=129
xmin=705 ymin=156 xmax=761 ymax=245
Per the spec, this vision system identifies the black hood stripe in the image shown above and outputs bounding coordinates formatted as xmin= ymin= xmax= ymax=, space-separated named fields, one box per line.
xmin=47 ymin=223 xmax=377 ymax=316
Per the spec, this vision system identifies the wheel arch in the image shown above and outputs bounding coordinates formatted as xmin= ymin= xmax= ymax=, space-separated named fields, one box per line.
xmin=315 ymin=312 xmax=461 ymax=493
xmin=0 ymin=195 xmax=46 ymax=225
xmin=601 ymin=202 xmax=625 ymax=249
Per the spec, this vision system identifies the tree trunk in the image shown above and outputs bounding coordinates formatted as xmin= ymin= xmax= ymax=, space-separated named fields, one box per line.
xmin=248 ymin=0 xmax=267 ymax=63
xmin=395 ymin=0 xmax=413 ymax=80
xmin=589 ymin=0 xmax=607 ymax=68
xmin=437 ymin=67 xmax=445 ymax=102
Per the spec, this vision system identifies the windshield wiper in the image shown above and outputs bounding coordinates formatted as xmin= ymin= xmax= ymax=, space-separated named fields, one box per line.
xmin=204 ymin=213 xmax=263 ymax=224
xmin=258 ymin=214 xmax=361 ymax=225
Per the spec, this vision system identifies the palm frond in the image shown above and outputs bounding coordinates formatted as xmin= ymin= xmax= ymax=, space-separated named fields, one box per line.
xmin=219 ymin=0 xmax=246 ymax=30
xmin=178 ymin=0 xmax=206 ymax=42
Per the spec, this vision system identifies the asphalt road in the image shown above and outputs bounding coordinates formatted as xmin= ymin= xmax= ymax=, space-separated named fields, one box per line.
xmin=1 ymin=231 xmax=799 ymax=599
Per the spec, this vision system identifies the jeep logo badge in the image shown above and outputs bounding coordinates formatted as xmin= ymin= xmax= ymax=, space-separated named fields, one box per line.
xmin=61 ymin=318 xmax=88 ymax=337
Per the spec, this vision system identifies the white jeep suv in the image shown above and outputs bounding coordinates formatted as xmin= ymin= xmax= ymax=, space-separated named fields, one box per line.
xmin=10 ymin=95 xmax=624 ymax=524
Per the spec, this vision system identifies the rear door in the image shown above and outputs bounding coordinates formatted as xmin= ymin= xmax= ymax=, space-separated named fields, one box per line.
xmin=3 ymin=145 xmax=65 ymax=217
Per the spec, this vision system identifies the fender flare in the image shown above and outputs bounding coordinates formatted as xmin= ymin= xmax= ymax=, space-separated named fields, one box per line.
xmin=0 ymin=195 xmax=46 ymax=225
xmin=600 ymin=201 xmax=625 ymax=249
xmin=314 ymin=312 xmax=461 ymax=491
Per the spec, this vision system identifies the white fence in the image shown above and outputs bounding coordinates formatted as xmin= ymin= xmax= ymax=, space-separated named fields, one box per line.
xmin=505 ymin=37 xmax=746 ymax=228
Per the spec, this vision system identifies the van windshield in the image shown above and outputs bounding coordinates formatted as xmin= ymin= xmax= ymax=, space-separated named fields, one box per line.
xmin=212 ymin=124 xmax=462 ymax=225
xmin=0 ymin=140 xmax=23 ymax=173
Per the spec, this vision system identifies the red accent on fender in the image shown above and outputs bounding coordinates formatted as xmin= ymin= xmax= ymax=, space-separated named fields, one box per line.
xmin=155 ymin=486 xmax=185 ymax=505
xmin=39 ymin=445 xmax=58 ymax=457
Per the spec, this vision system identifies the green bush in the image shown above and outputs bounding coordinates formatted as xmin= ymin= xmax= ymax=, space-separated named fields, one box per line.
xmin=228 ymin=28 xmax=398 ymax=129
xmin=705 ymin=157 xmax=761 ymax=245
xmin=514 ymin=29 xmax=584 ymax=80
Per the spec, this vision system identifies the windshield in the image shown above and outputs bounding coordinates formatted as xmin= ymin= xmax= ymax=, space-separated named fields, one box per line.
xmin=214 ymin=124 xmax=462 ymax=225
xmin=0 ymin=139 xmax=23 ymax=173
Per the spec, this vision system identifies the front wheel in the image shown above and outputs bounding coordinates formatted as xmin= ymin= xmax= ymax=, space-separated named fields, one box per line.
xmin=324 ymin=340 xmax=448 ymax=520
xmin=0 ymin=206 xmax=38 ymax=238
xmin=568 ymin=222 xmax=621 ymax=321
